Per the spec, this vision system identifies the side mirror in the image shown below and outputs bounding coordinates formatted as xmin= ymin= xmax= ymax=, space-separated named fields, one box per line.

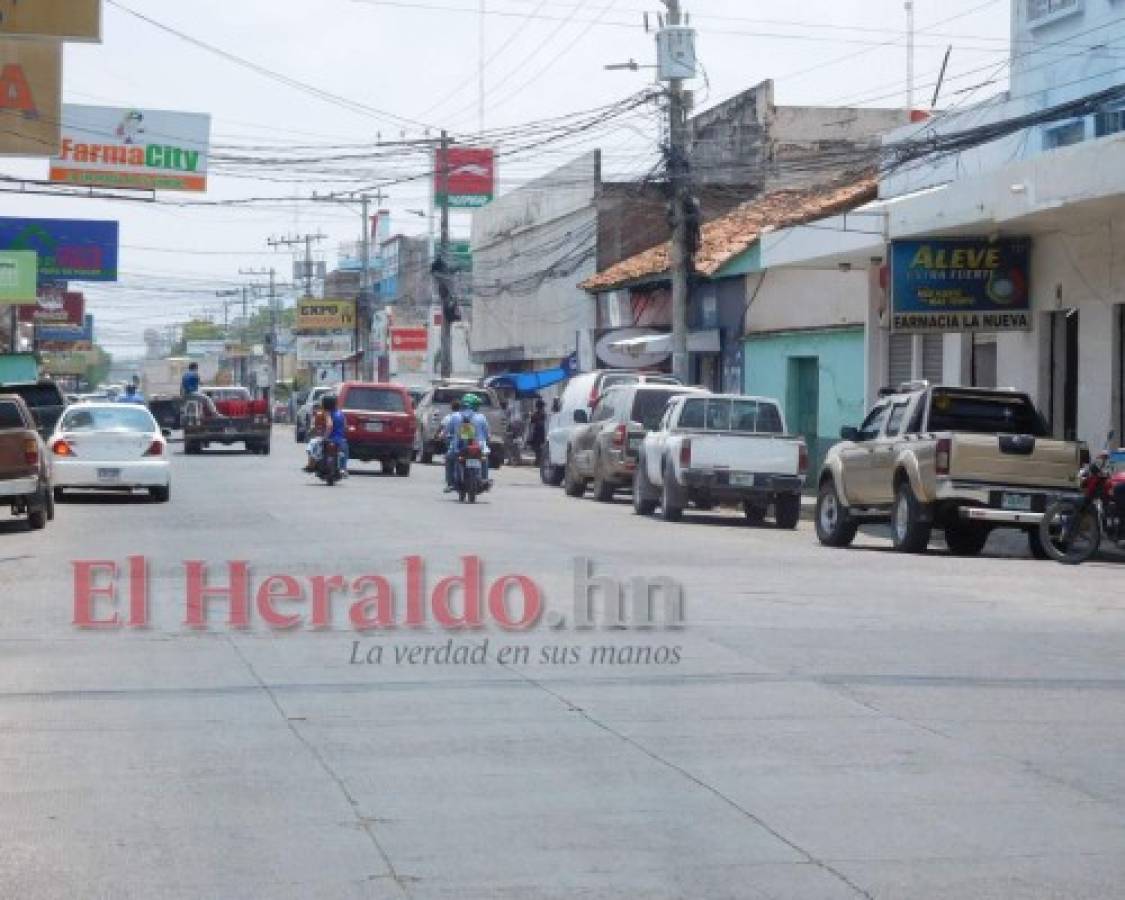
xmin=840 ymin=426 xmax=860 ymax=441
xmin=573 ymin=409 xmax=589 ymax=424
xmin=161 ymin=428 xmax=173 ymax=439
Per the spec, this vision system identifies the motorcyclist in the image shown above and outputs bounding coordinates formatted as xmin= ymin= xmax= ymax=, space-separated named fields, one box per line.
xmin=305 ymin=394 xmax=347 ymax=475
xmin=449 ymin=393 xmax=491 ymax=489
xmin=442 ymin=399 xmax=462 ymax=493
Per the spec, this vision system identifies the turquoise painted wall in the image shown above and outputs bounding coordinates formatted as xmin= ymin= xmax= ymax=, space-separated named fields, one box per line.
xmin=743 ymin=328 xmax=865 ymax=477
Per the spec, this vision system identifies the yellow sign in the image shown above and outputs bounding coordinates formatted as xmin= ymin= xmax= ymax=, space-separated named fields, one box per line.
xmin=0 ymin=0 xmax=101 ymax=41
xmin=0 ymin=39 xmax=61 ymax=157
xmin=296 ymin=298 xmax=355 ymax=331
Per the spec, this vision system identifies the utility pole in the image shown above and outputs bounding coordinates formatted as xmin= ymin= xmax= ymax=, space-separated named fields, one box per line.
xmin=479 ymin=0 xmax=486 ymax=133
xmin=905 ymin=0 xmax=916 ymax=109
xmin=661 ymin=0 xmax=694 ymax=384
xmin=269 ymin=233 xmax=326 ymax=298
xmin=436 ymin=130 xmax=454 ymax=379
xmin=241 ymin=267 xmax=278 ymax=398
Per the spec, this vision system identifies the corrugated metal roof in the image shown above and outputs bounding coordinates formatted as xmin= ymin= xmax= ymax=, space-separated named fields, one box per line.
xmin=582 ymin=176 xmax=877 ymax=293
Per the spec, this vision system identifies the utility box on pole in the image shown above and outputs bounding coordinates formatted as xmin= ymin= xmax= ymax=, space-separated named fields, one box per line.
xmin=656 ymin=25 xmax=697 ymax=81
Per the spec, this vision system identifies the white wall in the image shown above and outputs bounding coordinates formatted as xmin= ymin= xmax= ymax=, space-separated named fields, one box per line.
xmin=743 ymin=268 xmax=868 ymax=334
xmin=470 ymin=152 xmax=599 ymax=363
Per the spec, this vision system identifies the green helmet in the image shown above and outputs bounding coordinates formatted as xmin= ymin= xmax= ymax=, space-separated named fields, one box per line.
xmin=462 ymin=393 xmax=481 ymax=410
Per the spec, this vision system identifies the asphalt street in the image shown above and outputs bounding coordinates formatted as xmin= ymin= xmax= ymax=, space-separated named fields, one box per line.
xmin=2 ymin=427 xmax=1125 ymax=899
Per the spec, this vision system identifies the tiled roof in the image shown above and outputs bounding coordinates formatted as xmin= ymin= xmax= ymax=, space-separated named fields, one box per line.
xmin=582 ymin=176 xmax=877 ymax=292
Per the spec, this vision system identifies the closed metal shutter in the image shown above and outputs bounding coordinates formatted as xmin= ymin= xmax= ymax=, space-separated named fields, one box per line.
xmin=888 ymin=333 xmax=913 ymax=387
xmin=922 ymin=334 xmax=944 ymax=383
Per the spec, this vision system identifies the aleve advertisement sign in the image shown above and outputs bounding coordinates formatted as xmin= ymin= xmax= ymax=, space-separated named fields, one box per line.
xmin=0 ymin=250 xmax=37 ymax=301
xmin=434 ymin=146 xmax=495 ymax=209
xmin=296 ymin=298 xmax=355 ymax=331
xmin=51 ymin=104 xmax=212 ymax=192
xmin=0 ymin=38 xmax=62 ymax=157
xmin=891 ymin=238 xmax=1033 ymax=333
xmin=0 ymin=216 xmax=118 ymax=282
xmin=0 ymin=0 xmax=102 ymax=40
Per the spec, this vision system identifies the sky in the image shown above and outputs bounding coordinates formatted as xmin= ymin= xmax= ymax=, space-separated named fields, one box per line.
xmin=0 ymin=0 xmax=1013 ymax=359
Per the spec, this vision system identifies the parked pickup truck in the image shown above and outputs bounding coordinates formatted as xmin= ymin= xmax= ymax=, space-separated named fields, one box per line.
xmin=0 ymin=381 xmax=68 ymax=440
xmin=634 ymin=393 xmax=808 ymax=527
xmin=815 ymin=383 xmax=1083 ymax=556
xmin=0 ymin=394 xmax=53 ymax=530
xmin=183 ymin=386 xmax=271 ymax=455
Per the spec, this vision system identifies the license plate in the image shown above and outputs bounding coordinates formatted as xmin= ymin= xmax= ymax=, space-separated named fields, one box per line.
xmin=365 ymin=422 xmax=384 ymax=433
xmin=224 ymin=427 xmax=237 ymax=434
xmin=730 ymin=473 xmax=756 ymax=487
xmin=1001 ymin=493 xmax=1033 ymax=511
xmin=97 ymin=468 xmax=122 ymax=483
xmin=465 ymin=458 xmax=482 ymax=470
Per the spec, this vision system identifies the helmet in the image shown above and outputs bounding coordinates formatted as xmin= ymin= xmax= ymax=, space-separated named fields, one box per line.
xmin=462 ymin=393 xmax=481 ymax=410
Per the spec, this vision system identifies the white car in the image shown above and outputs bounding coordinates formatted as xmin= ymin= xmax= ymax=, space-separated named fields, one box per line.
xmin=49 ymin=403 xmax=172 ymax=502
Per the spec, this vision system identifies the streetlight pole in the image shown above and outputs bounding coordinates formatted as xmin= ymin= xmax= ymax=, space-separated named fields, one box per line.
xmin=663 ymin=0 xmax=693 ymax=384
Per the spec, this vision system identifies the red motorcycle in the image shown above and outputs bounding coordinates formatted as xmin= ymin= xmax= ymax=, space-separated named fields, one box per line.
xmin=1040 ymin=435 xmax=1125 ymax=564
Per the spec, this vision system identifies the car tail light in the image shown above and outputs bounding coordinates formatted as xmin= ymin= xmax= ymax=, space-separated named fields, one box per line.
xmin=51 ymin=439 xmax=74 ymax=457
xmin=145 ymin=439 xmax=165 ymax=457
xmin=679 ymin=439 xmax=692 ymax=469
xmin=936 ymin=437 xmax=952 ymax=476
xmin=613 ymin=423 xmax=627 ymax=448
xmin=24 ymin=437 xmax=38 ymax=466
xmin=798 ymin=441 xmax=809 ymax=475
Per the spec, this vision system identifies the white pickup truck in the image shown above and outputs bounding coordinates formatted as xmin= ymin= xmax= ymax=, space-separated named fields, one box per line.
xmin=633 ymin=393 xmax=808 ymax=527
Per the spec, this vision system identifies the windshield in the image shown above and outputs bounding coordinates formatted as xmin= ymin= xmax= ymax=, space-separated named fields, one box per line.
xmin=928 ymin=390 xmax=1049 ymax=436
xmin=432 ymin=388 xmax=493 ymax=407
xmin=0 ymin=401 xmax=24 ymax=429
xmin=5 ymin=383 xmax=63 ymax=407
xmin=60 ymin=406 xmax=156 ymax=433
xmin=343 ymin=387 xmax=406 ymax=412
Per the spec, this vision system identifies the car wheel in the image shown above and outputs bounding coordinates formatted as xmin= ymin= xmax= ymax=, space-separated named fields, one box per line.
xmin=633 ymin=456 xmax=658 ymax=516
xmin=944 ymin=522 xmax=990 ymax=556
xmin=660 ymin=465 xmax=684 ymax=522
xmin=815 ymin=479 xmax=858 ymax=547
xmin=540 ymin=456 xmax=565 ymax=487
xmin=294 ymin=427 xmax=304 ymax=443
xmin=53 ymin=487 xmax=65 ymax=502
xmin=395 ymin=461 xmax=411 ymax=477
xmin=27 ymin=506 xmax=47 ymax=530
xmin=891 ymin=480 xmax=932 ymax=554
xmin=421 ymin=449 xmax=434 ymax=465
xmin=44 ymin=484 xmax=55 ymax=521
xmin=563 ymin=452 xmax=586 ymax=498
xmin=743 ymin=501 xmax=767 ymax=526
xmin=150 ymin=485 xmax=171 ymax=503
xmin=184 ymin=440 xmax=200 ymax=455
xmin=261 ymin=443 xmax=271 ymax=456
xmin=775 ymin=493 xmax=801 ymax=530
xmin=591 ymin=457 xmax=615 ymax=503
xmin=1027 ymin=528 xmax=1050 ymax=560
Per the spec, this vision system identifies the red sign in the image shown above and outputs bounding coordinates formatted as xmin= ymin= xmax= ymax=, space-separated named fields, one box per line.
xmin=19 ymin=286 xmax=84 ymax=325
xmin=390 ymin=327 xmax=428 ymax=353
xmin=434 ymin=147 xmax=495 ymax=208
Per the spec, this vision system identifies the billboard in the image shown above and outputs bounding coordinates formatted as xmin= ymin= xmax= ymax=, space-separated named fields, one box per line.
xmin=0 ymin=0 xmax=102 ymax=40
xmin=0 ymin=250 xmax=37 ymax=302
xmin=435 ymin=146 xmax=495 ymax=208
xmin=390 ymin=326 xmax=428 ymax=352
xmin=891 ymin=238 xmax=1032 ymax=332
xmin=37 ymin=313 xmax=93 ymax=344
xmin=18 ymin=286 xmax=83 ymax=325
xmin=51 ymin=104 xmax=212 ymax=192
xmin=0 ymin=38 xmax=62 ymax=157
xmin=0 ymin=217 xmax=119 ymax=282
xmin=39 ymin=349 xmax=96 ymax=376
xmin=296 ymin=334 xmax=353 ymax=364
xmin=296 ymin=298 xmax=355 ymax=331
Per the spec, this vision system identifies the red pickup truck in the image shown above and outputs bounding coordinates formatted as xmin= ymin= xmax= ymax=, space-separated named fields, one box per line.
xmin=183 ymin=386 xmax=272 ymax=455
xmin=0 ymin=394 xmax=53 ymax=530
xmin=336 ymin=382 xmax=415 ymax=476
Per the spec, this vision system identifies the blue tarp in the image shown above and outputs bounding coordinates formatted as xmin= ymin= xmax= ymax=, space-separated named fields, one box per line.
xmin=485 ymin=353 xmax=579 ymax=398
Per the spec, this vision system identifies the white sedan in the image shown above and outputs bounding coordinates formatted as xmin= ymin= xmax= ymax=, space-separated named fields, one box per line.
xmin=49 ymin=403 xmax=172 ymax=502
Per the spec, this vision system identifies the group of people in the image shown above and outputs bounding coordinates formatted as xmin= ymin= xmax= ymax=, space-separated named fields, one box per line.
xmin=442 ymin=393 xmax=492 ymax=493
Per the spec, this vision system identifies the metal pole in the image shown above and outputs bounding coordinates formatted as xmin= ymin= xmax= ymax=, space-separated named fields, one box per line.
xmin=438 ymin=130 xmax=453 ymax=379
xmin=9 ymin=306 xmax=17 ymax=353
xmin=666 ymin=0 xmax=690 ymax=384
xmin=269 ymin=268 xmax=277 ymax=399
xmin=479 ymin=0 xmax=486 ymax=134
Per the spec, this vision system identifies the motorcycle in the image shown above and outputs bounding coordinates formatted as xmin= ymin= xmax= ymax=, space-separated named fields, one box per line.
xmin=315 ymin=438 xmax=342 ymax=486
xmin=1040 ymin=432 xmax=1124 ymax=564
xmin=455 ymin=441 xmax=490 ymax=503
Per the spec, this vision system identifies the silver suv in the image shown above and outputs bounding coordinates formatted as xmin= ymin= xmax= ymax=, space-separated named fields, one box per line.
xmin=415 ymin=382 xmax=510 ymax=467
xmin=294 ymin=385 xmax=335 ymax=443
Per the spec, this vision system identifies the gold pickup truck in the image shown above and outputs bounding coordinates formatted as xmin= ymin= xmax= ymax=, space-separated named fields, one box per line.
xmin=815 ymin=384 xmax=1082 ymax=557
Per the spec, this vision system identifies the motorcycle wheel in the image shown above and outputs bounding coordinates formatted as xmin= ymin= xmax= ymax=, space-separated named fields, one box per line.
xmin=467 ymin=470 xmax=478 ymax=504
xmin=1039 ymin=499 xmax=1101 ymax=564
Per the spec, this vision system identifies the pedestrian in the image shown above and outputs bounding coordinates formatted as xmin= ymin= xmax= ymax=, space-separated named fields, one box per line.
xmin=442 ymin=400 xmax=463 ymax=493
xmin=181 ymin=362 xmax=200 ymax=397
xmin=119 ymin=383 xmax=146 ymax=405
xmin=528 ymin=398 xmax=548 ymax=467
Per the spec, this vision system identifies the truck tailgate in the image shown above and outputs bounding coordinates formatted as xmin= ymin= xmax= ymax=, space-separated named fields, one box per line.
xmin=0 ymin=432 xmax=34 ymax=477
xmin=689 ymin=434 xmax=801 ymax=474
xmin=951 ymin=433 xmax=1078 ymax=489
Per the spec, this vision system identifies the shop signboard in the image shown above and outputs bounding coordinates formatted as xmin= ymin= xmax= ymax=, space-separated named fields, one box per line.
xmin=0 ymin=217 xmax=118 ymax=282
xmin=891 ymin=238 xmax=1032 ymax=332
xmin=296 ymin=297 xmax=355 ymax=331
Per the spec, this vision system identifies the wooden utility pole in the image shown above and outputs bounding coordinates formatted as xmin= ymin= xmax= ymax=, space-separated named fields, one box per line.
xmin=436 ymin=130 xmax=453 ymax=379
xmin=664 ymin=0 xmax=691 ymax=384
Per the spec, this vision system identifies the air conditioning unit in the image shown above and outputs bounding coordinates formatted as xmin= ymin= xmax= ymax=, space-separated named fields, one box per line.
xmin=656 ymin=25 xmax=697 ymax=81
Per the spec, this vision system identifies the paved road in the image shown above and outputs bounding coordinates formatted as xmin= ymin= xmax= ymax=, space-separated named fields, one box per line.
xmin=2 ymin=427 xmax=1125 ymax=899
